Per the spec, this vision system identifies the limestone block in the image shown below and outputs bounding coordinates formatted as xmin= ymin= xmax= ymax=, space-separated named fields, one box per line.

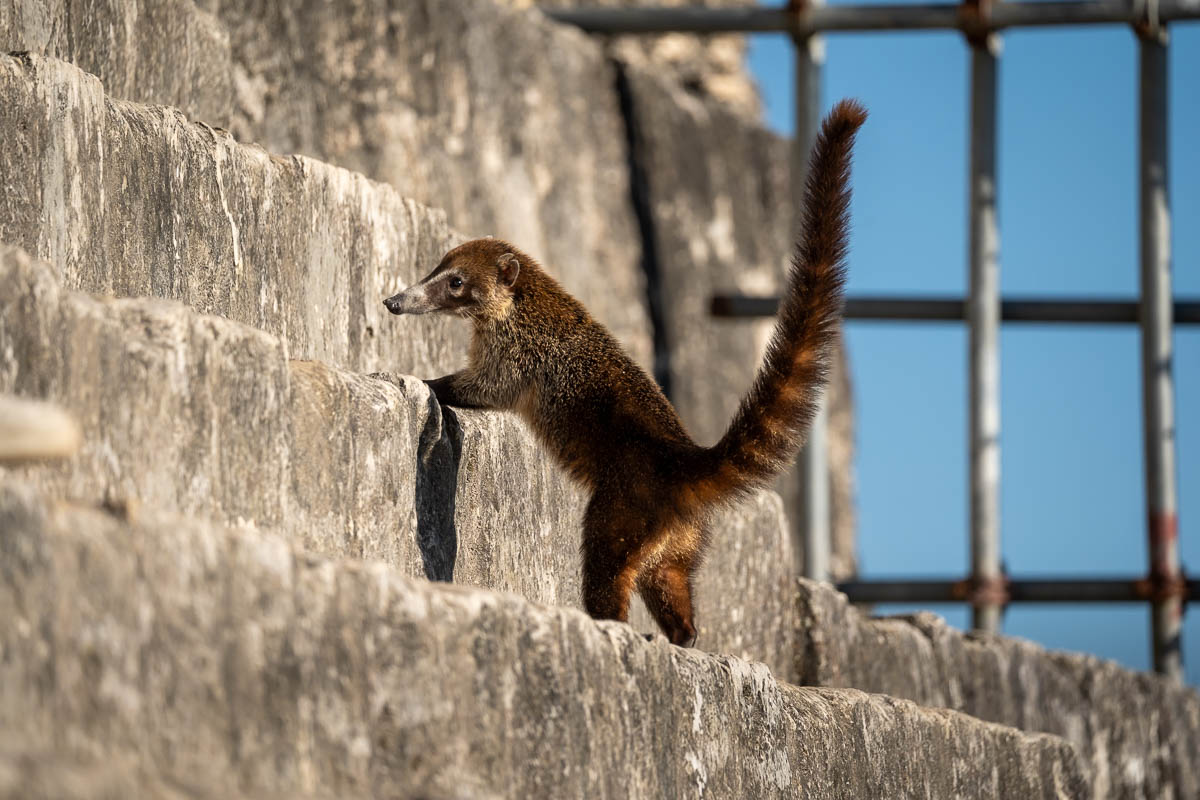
xmin=795 ymin=579 xmax=1200 ymax=799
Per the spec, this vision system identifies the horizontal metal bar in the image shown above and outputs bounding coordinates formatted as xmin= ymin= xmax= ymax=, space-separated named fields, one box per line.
xmin=543 ymin=6 xmax=790 ymax=33
xmin=543 ymin=1 xmax=1200 ymax=35
xmin=710 ymin=294 xmax=1200 ymax=324
xmin=838 ymin=577 xmax=1198 ymax=604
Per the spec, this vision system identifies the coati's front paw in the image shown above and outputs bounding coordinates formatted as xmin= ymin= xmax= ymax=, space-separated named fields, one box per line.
xmin=424 ymin=375 xmax=456 ymax=404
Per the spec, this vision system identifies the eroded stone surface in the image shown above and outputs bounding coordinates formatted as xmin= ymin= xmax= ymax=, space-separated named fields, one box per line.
xmin=0 ymin=482 xmax=1088 ymax=799
xmin=796 ymin=580 xmax=1200 ymax=799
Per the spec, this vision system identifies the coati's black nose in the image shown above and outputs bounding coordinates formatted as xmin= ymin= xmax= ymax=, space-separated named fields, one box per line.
xmin=383 ymin=295 xmax=403 ymax=315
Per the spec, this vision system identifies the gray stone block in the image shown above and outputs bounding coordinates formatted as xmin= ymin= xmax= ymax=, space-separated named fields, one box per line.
xmin=0 ymin=245 xmax=798 ymax=678
xmin=796 ymin=579 xmax=1200 ymax=799
xmin=0 ymin=0 xmax=231 ymax=126
xmin=621 ymin=64 xmax=856 ymax=577
xmin=0 ymin=481 xmax=1089 ymax=799
xmin=212 ymin=0 xmax=653 ymax=366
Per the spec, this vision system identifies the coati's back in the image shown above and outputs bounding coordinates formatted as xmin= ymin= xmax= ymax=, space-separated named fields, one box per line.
xmin=490 ymin=264 xmax=700 ymax=492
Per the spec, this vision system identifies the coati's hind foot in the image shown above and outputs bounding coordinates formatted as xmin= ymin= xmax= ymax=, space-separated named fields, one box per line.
xmin=637 ymin=556 xmax=699 ymax=648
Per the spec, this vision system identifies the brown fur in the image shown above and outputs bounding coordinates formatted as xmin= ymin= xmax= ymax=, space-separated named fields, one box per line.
xmin=384 ymin=100 xmax=866 ymax=645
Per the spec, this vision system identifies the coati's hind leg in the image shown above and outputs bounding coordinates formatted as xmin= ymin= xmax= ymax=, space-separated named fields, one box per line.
xmin=636 ymin=531 xmax=702 ymax=648
xmin=580 ymin=497 xmax=649 ymax=624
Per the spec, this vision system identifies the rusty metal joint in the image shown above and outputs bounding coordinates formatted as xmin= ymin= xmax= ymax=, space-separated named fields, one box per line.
xmin=1133 ymin=0 xmax=1166 ymax=41
xmin=959 ymin=0 xmax=993 ymax=47
xmin=786 ymin=0 xmax=814 ymax=41
xmin=956 ymin=572 xmax=1010 ymax=608
xmin=1136 ymin=566 xmax=1189 ymax=607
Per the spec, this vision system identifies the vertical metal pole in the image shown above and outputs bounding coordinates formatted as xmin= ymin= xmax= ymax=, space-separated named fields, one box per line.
xmin=967 ymin=29 xmax=1003 ymax=632
xmin=793 ymin=3 xmax=831 ymax=582
xmin=1138 ymin=26 xmax=1183 ymax=681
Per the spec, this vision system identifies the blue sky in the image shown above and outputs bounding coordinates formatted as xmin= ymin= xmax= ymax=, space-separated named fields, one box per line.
xmin=748 ymin=17 xmax=1199 ymax=681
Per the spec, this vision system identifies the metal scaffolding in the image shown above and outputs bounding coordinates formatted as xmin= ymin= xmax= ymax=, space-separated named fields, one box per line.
xmin=547 ymin=0 xmax=1198 ymax=679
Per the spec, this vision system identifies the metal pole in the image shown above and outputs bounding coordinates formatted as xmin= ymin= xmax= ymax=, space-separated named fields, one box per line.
xmin=967 ymin=20 xmax=1003 ymax=633
xmin=793 ymin=3 xmax=832 ymax=583
xmin=1138 ymin=24 xmax=1183 ymax=681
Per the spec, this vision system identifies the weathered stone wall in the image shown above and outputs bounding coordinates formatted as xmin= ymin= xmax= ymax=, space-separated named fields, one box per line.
xmin=796 ymin=580 xmax=1200 ymax=799
xmin=0 ymin=0 xmax=231 ymax=125
xmin=0 ymin=244 xmax=801 ymax=678
xmin=518 ymin=0 xmax=761 ymax=118
xmin=0 ymin=481 xmax=1089 ymax=799
xmin=211 ymin=0 xmax=654 ymax=367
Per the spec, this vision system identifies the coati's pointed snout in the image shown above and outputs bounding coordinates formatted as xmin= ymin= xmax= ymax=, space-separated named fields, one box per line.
xmin=383 ymin=286 xmax=434 ymax=315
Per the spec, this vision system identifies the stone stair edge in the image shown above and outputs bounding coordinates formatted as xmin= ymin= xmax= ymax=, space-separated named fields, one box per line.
xmin=0 ymin=477 xmax=1090 ymax=799
xmin=795 ymin=576 xmax=1200 ymax=697
xmin=3 ymin=49 xmax=456 ymax=229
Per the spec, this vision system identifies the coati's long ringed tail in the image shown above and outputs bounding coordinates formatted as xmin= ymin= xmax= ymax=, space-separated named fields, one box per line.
xmin=701 ymin=99 xmax=866 ymax=503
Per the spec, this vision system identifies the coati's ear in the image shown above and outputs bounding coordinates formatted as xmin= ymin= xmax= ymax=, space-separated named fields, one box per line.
xmin=497 ymin=252 xmax=520 ymax=287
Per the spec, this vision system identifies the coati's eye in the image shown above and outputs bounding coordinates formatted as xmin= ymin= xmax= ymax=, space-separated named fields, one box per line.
xmin=449 ymin=276 xmax=463 ymax=289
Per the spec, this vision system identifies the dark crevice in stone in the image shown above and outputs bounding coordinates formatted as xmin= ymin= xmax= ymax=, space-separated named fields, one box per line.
xmin=414 ymin=388 xmax=462 ymax=582
xmin=612 ymin=59 xmax=672 ymax=399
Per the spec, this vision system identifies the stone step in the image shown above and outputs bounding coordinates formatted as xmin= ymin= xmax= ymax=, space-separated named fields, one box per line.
xmin=795 ymin=579 xmax=1200 ymax=799
xmin=0 ymin=244 xmax=801 ymax=678
xmin=0 ymin=480 xmax=1088 ymax=799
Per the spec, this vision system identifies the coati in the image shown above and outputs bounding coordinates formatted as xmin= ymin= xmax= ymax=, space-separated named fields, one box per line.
xmin=382 ymin=100 xmax=865 ymax=647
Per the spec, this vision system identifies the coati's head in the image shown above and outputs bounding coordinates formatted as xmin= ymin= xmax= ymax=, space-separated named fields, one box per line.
xmin=383 ymin=238 xmax=523 ymax=321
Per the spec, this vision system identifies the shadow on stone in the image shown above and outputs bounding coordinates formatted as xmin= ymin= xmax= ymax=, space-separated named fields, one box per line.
xmin=414 ymin=390 xmax=462 ymax=582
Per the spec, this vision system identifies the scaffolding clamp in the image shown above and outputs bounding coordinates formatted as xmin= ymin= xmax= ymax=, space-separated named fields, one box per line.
xmin=1134 ymin=0 xmax=1165 ymax=41
xmin=957 ymin=570 xmax=1011 ymax=610
xmin=1136 ymin=568 xmax=1190 ymax=611
xmin=786 ymin=0 xmax=812 ymax=40
xmin=959 ymin=0 xmax=993 ymax=47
